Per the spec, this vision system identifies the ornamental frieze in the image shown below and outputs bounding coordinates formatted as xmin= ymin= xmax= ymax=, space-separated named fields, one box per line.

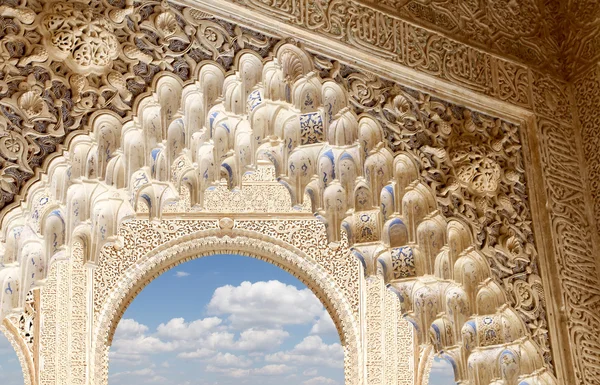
xmin=0 ymin=0 xmax=583 ymax=215
xmin=0 ymin=0 xmax=276 ymax=211
xmin=0 ymin=1 xmax=597 ymax=384
xmin=0 ymin=1 xmax=556 ymax=370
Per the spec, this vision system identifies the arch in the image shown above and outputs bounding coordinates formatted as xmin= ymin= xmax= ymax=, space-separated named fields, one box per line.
xmin=92 ymin=227 xmax=361 ymax=385
xmin=0 ymin=40 xmax=556 ymax=385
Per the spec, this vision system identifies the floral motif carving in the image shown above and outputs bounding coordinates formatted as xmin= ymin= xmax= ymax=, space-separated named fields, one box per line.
xmin=317 ymin=62 xmax=553 ymax=367
xmin=537 ymin=117 xmax=600 ymax=385
xmin=363 ymin=0 xmax=562 ymax=74
xmin=532 ymin=70 xmax=573 ymax=124
xmin=0 ymin=1 xmax=594 ymax=384
xmin=39 ymin=1 xmax=121 ymax=75
xmin=0 ymin=0 xmax=275 ymax=211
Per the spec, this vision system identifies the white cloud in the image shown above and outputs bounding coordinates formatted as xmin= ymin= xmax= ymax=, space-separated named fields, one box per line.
xmin=310 ymin=310 xmax=337 ymax=336
xmin=108 ymin=279 xmax=346 ymax=385
xmin=111 ymin=367 xmax=155 ymax=377
xmin=176 ymin=328 xmax=288 ymax=357
xmin=206 ymin=363 xmax=294 ymax=378
xmin=110 ymin=367 xmax=167 ymax=383
xmin=111 ymin=320 xmax=179 ymax=365
xmin=207 ymin=280 xmax=324 ymax=329
xmin=156 ymin=317 xmax=223 ymax=340
xmin=114 ymin=319 xmax=149 ymax=339
xmin=205 ymin=365 xmax=250 ymax=378
xmin=111 ymin=334 xmax=178 ymax=355
xmin=254 ymin=364 xmax=294 ymax=375
xmin=236 ymin=328 xmax=289 ymax=351
xmin=303 ymin=376 xmax=338 ymax=385
xmin=303 ymin=368 xmax=318 ymax=376
xmin=206 ymin=352 xmax=252 ymax=368
xmin=175 ymin=271 xmax=190 ymax=277
xmin=202 ymin=331 xmax=236 ymax=350
xmin=177 ymin=348 xmax=215 ymax=359
xmin=265 ymin=336 xmax=344 ymax=368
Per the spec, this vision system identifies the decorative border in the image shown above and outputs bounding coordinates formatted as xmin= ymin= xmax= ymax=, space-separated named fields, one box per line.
xmin=92 ymin=226 xmax=363 ymax=385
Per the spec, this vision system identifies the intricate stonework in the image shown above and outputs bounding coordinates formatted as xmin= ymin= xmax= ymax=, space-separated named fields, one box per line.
xmin=562 ymin=1 xmax=600 ymax=78
xmin=536 ymin=117 xmax=600 ymax=385
xmin=574 ymin=64 xmax=600 ymax=237
xmin=39 ymin=1 xmax=120 ymax=75
xmin=0 ymin=0 xmax=276 ymax=211
xmin=362 ymin=0 xmax=563 ymax=74
xmin=571 ymin=65 xmax=600 ymax=384
xmin=0 ymin=0 xmax=594 ymax=384
xmin=92 ymin=226 xmax=364 ymax=385
xmin=0 ymin=0 xmax=577 ymax=215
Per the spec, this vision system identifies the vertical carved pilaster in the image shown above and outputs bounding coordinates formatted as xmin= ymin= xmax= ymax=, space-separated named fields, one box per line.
xmin=536 ymin=117 xmax=600 ymax=385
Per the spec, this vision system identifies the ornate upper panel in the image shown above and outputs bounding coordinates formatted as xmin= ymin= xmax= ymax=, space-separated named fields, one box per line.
xmin=0 ymin=0 xmax=589 ymax=213
xmin=229 ymin=0 xmax=600 ymax=78
xmin=562 ymin=0 xmax=600 ymax=77
xmin=361 ymin=0 xmax=564 ymax=75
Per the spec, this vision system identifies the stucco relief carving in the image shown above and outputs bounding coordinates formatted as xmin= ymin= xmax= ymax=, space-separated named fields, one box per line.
xmin=93 ymin=227 xmax=365 ymax=385
xmin=572 ymin=66 xmax=600 ymax=384
xmin=360 ymin=0 xmax=562 ymax=74
xmin=0 ymin=34 xmax=563 ymax=385
xmin=0 ymin=0 xmax=276 ymax=211
xmin=561 ymin=1 xmax=600 ymax=78
xmin=0 ymin=0 xmax=592 ymax=221
xmin=38 ymin=1 xmax=121 ymax=75
xmin=536 ymin=117 xmax=600 ymax=385
xmin=324 ymin=65 xmax=553 ymax=366
xmin=574 ymin=64 xmax=600 ymax=237
xmin=0 ymin=0 xmax=595 ymax=384
xmin=0 ymin=0 xmax=569 ymax=216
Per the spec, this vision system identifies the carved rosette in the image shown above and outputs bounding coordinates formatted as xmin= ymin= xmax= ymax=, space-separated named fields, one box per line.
xmin=39 ymin=1 xmax=120 ymax=75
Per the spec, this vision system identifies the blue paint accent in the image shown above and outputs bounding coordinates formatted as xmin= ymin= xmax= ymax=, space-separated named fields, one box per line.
xmin=222 ymin=163 xmax=233 ymax=184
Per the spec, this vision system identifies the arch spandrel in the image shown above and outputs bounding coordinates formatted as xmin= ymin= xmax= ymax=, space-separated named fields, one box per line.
xmin=0 ymin=1 xmax=574 ymax=384
xmin=92 ymin=225 xmax=367 ymax=385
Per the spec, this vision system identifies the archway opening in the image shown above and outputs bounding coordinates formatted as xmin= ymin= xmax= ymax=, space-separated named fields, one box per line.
xmin=428 ymin=357 xmax=456 ymax=385
xmin=108 ymin=254 xmax=345 ymax=385
xmin=0 ymin=330 xmax=25 ymax=384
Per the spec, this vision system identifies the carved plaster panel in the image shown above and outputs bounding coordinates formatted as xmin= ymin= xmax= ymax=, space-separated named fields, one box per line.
xmin=562 ymin=1 xmax=600 ymax=78
xmin=0 ymin=0 xmax=594 ymax=383
xmin=92 ymin=225 xmax=367 ymax=385
xmin=359 ymin=0 xmax=563 ymax=74
xmin=574 ymin=64 xmax=600 ymax=237
xmin=0 ymin=37 xmax=561 ymax=385
xmin=0 ymin=0 xmax=568 ymax=216
xmin=536 ymin=116 xmax=600 ymax=384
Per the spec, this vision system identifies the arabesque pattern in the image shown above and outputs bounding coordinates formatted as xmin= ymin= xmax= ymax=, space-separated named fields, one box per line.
xmin=0 ymin=34 xmax=559 ymax=384
xmin=0 ymin=0 xmax=597 ymax=384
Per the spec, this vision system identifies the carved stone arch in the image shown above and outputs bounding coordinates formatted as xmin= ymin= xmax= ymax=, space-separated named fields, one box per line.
xmin=0 ymin=20 xmax=561 ymax=383
xmin=92 ymin=228 xmax=361 ymax=385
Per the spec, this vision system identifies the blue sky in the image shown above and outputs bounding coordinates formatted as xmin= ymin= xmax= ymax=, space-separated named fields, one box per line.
xmin=109 ymin=255 xmax=344 ymax=385
xmin=0 ymin=254 xmax=455 ymax=384
xmin=0 ymin=331 xmax=23 ymax=384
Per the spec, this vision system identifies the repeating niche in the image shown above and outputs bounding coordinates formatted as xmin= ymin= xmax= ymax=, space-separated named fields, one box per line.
xmin=0 ymin=43 xmax=556 ymax=385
